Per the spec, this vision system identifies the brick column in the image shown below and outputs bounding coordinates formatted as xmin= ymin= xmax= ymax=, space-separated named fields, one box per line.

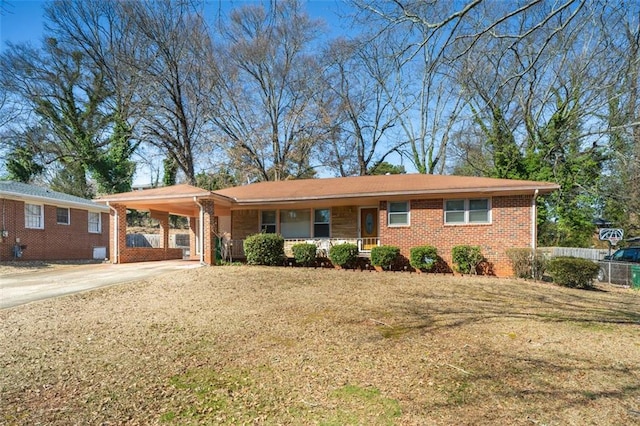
xmin=200 ymin=200 xmax=216 ymax=265
xmin=188 ymin=216 xmax=198 ymax=260
xmin=150 ymin=210 xmax=169 ymax=249
xmin=109 ymin=203 xmax=127 ymax=264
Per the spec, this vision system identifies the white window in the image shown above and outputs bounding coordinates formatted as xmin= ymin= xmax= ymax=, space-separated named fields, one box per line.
xmin=56 ymin=207 xmax=70 ymax=225
xmin=445 ymin=199 xmax=491 ymax=224
xmin=280 ymin=209 xmax=311 ymax=238
xmin=388 ymin=201 xmax=409 ymax=226
xmin=25 ymin=203 xmax=44 ymax=229
xmin=88 ymin=212 xmax=102 ymax=233
xmin=261 ymin=210 xmax=276 ymax=233
xmin=314 ymin=209 xmax=330 ymax=238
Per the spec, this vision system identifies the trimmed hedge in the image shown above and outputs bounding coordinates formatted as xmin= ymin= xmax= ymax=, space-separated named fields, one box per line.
xmin=452 ymin=245 xmax=484 ymax=274
xmin=409 ymin=245 xmax=438 ymax=272
xmin=329 ymin=243 xmax=359 ymax=268
xmin=243 ymin=233 xmax=285 ymax=266
xmin=547 ymin=256 xmax=599 ymax=289
xmin=292 ymin=243 xmax=317 ymax=267
xmin=506 ymin=248 xmax=547 ymax=280
xmin=371 ymin=245 xmax=400 ymax=270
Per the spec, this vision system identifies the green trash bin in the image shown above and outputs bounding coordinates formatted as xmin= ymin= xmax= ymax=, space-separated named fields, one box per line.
xmin=631 ymin=265 xmax=640 ymax=289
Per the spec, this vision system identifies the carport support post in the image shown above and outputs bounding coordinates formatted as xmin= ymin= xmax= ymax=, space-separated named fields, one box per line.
xmin=109 ymin=203 xmax=127 ymax=264
xmin=150 ymin=210 xmax=169 ymax=250
xmin=200 ymin=199 xmax=216 ymax=265
xmin=188 ymin=217 xmax=198 ymax=261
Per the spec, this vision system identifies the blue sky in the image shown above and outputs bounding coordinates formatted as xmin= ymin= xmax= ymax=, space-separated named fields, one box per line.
xmin=1 ymin=0 xmax=46 ymax=49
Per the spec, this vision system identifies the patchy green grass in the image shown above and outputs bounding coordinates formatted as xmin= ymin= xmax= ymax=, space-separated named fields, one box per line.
xmin=1 ymin=266 xmax=639 ymax=425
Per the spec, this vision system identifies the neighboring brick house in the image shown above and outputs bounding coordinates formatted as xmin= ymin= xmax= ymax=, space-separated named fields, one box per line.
xmin=96 ymin=174 xmax=559 ymax=277
xmin=0 ymin=181 xmax=110 ymax=262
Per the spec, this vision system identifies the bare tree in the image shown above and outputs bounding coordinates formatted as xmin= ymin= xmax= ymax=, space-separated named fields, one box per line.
xmin=320 ymin=36 xmax=406 ymax=176
xmin=598 ymin=1 xmax=640 ymax=233
xmin=119 ymin=0 xmax=217 ymax=185
xmin=209 ymin=0 xmax=325 ymax=181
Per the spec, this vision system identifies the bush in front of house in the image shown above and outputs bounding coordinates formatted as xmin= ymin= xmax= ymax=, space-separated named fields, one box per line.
xmin=506 ymin=248 xmax=547 ymax=280
xmin=451 ymin=245 xmax=484 ymax=274
xmin=547 ymin=256 xmax=599 ymax=289
xmin=329 ymin=243 xmax=359 ymax=268
xmin=371 ymin=245 xmax=400 ymax=270
xmin=244 ymin=233 xmax=285 ymax=266
xmin=291 ymin=243 xmax=318 ymax=267
xmin=410 ymin=245 xmax=438 ymax=272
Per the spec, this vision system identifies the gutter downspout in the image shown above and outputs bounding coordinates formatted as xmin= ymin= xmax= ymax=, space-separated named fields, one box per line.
xmin=107 ymin=202 xmax=118 ymax=264
xmin=531 ymin=189 xmax=539 ymax=278
xmin=194 ymin=197 xmax=205 ymax=264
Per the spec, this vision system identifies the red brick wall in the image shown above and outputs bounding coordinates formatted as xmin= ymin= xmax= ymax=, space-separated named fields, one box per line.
xmin=379 ymin=195 xmax=532 ymax=277
xmin=200 ymin=200 xmax=216 ymax=265
xmin=0 ymin=198 xmax=109 ymax=262
xmin=118 ymin=247 xmax=184 ymax=263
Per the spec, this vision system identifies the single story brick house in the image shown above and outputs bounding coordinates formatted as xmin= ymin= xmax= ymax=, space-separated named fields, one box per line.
xmin=95 ymin=174 xmax=559 ymax=276
xmin=0 ymin=181 xmax=110 ymax=262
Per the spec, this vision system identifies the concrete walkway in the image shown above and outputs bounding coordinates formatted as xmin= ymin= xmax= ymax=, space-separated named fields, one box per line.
xmin=0 ymin=260 xmax=203 ymax=309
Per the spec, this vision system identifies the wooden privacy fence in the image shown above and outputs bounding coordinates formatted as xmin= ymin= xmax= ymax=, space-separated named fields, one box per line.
xmin=126 ymin=233 xmax=190 ymax=249
xmin=538 ymin=247 xmax=609 ymax=261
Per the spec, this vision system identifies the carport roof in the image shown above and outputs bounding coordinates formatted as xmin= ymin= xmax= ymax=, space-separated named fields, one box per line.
xmin=95 ymin=184 xmax=233 ymax=216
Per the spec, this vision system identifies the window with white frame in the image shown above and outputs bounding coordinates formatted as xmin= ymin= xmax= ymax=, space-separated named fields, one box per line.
xmin=261 ymin=210 xmax=277 ymax=233
xmin=280 ymin=209 xmax=311 ymax=238
xmin=388 ymin=201 xmax=410 ymax=226
xmin=314 ymin=209 xmax=330 ymax=238
xmin=56 ymin=207 xmax=70 ymax=225
xmin=444 ymin=198 xmax=490 ymax=224
xmin=25 ymin=203 xmax=44 ymax=229
xmin=88 ymin=211 xmax=102 ymax=233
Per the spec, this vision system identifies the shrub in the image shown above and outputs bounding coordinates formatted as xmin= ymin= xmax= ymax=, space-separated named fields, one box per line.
xmin=291 ymin=243 xmax=318 ymax=267
xmin=451 ymin=245 xmax=484 ymax=274
xmin=409 ymin=245 xmax=438 ymax=271
xmin=547 ymin=256 xmax=599 ymax=289
xmin=371 ymin=245 xmax=400 ymax=270
xmin=506 ymin=248 xmax=547 ymax=280
xmin=328 ymin=243 xmax=359 ymax=268
xmin=243 ymin=233 xmax=284 ymax=266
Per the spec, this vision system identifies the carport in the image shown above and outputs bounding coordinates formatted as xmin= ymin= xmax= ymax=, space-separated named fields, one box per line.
xmin=95 ymin=185 xmax=233 ymax=265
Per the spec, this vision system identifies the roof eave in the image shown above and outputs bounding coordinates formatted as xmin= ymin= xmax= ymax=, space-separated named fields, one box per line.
xmin=225 ymin=185 xmax=560 ymax=205
xmin=1 ymin=190 xmax=110 ymax=212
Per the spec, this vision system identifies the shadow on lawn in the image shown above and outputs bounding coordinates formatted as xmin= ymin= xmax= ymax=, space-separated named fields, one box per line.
xmin=394 ymin=281 xmax=640 ymax=332
xmin=425 ymin=347 xmax=640 ymax=421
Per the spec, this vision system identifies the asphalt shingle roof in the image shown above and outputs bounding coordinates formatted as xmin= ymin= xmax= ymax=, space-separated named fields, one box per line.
xmin=0 ymin=181 xmax=108 ymax=210
xmin=213 ymin=174 xmax=560 ymax=204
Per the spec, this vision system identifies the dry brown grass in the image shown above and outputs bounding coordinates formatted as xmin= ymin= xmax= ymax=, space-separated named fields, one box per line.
xmin=1 ymin=266 xmax=639 ymax=425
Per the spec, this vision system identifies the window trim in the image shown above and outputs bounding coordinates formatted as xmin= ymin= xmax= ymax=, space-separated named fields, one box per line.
xmin=260 ymin=210 xmax=277 ymax=234
xmin=88 ymin=211 xmax=102 ymax=234
xmin=387 ymin=201 xmax=410 ymax=227
xmin=25 ymin=203 xmax=44 ymax=229
xmin=444 ymin=198 xmax=491 ymax=225
xmin=313 ymin=208 xmax=331 ymax=238
xmin=56 ymin=207 xmax=70 ymax=225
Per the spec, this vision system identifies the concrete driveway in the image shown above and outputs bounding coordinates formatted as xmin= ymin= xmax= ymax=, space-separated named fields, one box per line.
xmin=0 ymin=260 xmax=203 ymax=309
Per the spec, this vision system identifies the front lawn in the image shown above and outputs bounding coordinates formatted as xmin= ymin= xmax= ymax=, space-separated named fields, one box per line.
xmin=1 ymin=267 xmax=639 ymax=425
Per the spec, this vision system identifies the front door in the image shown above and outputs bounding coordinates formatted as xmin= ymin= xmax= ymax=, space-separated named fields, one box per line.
xmin=360 ymin=208 xmax=378 ymax=250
